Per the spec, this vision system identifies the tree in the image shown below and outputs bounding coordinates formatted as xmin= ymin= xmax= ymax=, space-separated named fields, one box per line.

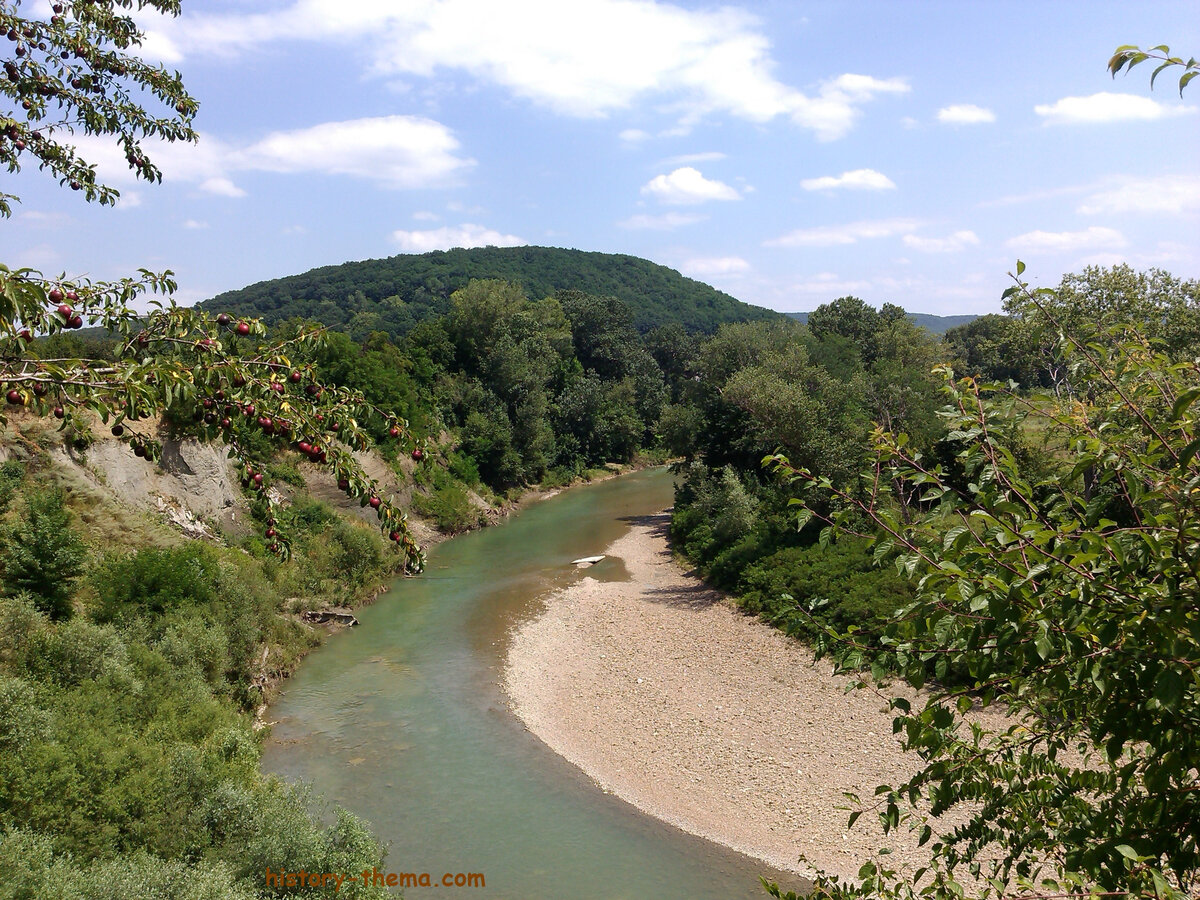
xmin=0 ymin=487 xmax=84 ymax=620
xmin=1 ymin=1 xmax=422 ymax=569
xmin=768 ymin=266 xmax=1199 ymax=899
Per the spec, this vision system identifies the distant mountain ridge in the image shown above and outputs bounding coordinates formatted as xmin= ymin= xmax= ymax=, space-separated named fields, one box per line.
xmin=786 ymin=311 xmax=978 ymax=334
xmin=200 ymin=246 xmax=781 ymax=336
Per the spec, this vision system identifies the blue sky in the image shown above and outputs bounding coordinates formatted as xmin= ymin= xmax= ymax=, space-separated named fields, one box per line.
xmin=9 ymin=0 xmax=1199 ymax=315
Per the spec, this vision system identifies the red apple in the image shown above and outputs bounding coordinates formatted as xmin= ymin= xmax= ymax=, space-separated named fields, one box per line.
xmin=289 ymin=371 xmax=301 ymax=383
xmin=53 ymin=406 xmax=64 ymax=418
xmin=69 ymin=315 xmax=83 ymax=329
xmin=48 ymin=288 xmax=63 ymax=303
xmin=389 ymin=426 xmax=400 ymax=438
xmin=369 ymin=496 xmax=381 ymax=509
xmin=111 ymin=424 xmax=124 ymax=436
xmin=56 ymin=303 xmax=72 ymax=318
xmin=6 ymin=389 xmax=22 ymax=405
xmin=216 ymin=313 xmax=231 ymax=326
xmin=236 ymin=322 xmax=250 ymax=336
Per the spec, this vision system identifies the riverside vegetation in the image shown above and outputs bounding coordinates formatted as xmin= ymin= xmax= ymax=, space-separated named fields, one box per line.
xmin=1 ymin=4 xmax=1196 ymax=897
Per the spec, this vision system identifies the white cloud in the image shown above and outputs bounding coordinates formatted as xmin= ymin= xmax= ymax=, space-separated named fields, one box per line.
xmin=765 ymin=218 xmax=917 ymax=248
xmin=619 ymin=128 xmax=651 ymax=143
xmin=618 ymin=211 xmax=707 ymax=230
xmin=800 ymin=168 xmax=895 ymax=191
xmin=902 ymin=230 xmax=980 ymax=253
xmin=642 ymin=167 xmax=739 ymax=204
xmin=391 ymin=223 xmax=526 ymax=253
xmin=660 ymin=151 xmax=727 ymax=167
xmin=798 ymin=74 xmax=911 ymax=141
xmin=182 ymin=219 xmax=209 ymax=230
xmin=1077 ymin=174 xmax=1200 ymax=215
xmin=1034 ymin=92 xmax=1196 ymax=124
xmin=1005 ymin=226 xmax=1127 ymax=253
xmin=155 ymin=0 xmax=907 ymax=140
xmin=680 ymin=256 xmax=750 ymax=277
xmin=199 ymin=177 xmax=247 ymax=198
xmin=937 ymin=104 xmax=995 ymax=124
xmin=236 ymin=117 xmax=474 ymax=188
xmin=412 ymin=210 xmax=441 ymax=221
xmin=16 ymin=210 xmax=72 ymax=227
xmin=69 ymin=117 xmax=472 ymax=195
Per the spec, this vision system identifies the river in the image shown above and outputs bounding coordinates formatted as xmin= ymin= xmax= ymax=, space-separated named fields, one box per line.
xmin=261 ymin=468 xmax=805 ymax=898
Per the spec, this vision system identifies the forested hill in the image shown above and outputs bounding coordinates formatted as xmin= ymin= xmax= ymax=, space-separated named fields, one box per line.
xmin=786 ymin=311 xmax=977 ymax=334
xmin=200 ymin=246 xmax=781 ymax=336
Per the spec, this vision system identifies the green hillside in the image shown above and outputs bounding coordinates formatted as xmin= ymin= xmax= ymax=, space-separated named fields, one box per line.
xmin=201 ymin=246 xmax=781 ymax=336
xmin=787 ymin=311 xmax=977 ymax=334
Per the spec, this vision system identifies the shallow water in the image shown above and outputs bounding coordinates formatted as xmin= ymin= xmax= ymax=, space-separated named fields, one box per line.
xmin=262 ymin=469 xmax=807 ymax=899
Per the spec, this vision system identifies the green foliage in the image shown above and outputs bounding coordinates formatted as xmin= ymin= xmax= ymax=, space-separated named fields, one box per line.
xmin=772 ymin=273 xmax=1200 ymax=898
xmin=0 ymin=457 xmax=23 ymax=512
xmin=0 ymin=534 xmax=392 ymax=894
xmin=0 ymin=486 xmax=85 ymax=619
xmin=1108 ymin=44 xmax=1198 ymax=96
xmin=200 ymin=246 xmax=781 ymax=338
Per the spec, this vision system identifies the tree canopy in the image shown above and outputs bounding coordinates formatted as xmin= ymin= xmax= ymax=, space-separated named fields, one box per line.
xmin=199 ymin=246 xmax=782 ymax=338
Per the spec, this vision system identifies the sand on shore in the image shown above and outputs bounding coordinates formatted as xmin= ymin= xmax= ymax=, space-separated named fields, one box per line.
xmin=503 ymin=511 xmax=965 ymax=882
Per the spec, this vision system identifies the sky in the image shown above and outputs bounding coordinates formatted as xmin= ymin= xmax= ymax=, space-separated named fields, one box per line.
xmin=7 ymin=0 xmax=1200 ymax=316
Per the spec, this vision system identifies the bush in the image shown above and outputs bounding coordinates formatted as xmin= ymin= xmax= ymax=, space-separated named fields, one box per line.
xmin=737 ymin=539 xmax=913 ymax=641
xmin=412 ymin=480 xmax=483 ymax=533
xmin=91 ymin=544 xmax=222 ymax=623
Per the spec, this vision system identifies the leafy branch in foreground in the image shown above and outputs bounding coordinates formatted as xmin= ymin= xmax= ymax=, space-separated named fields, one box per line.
xmin=2 ymin=2 xmax=423 ymax=569
xmin=765 ymin=265 xmax=1199 ymax=900
xmin=1107 ymin=44 xmax=1198 ymax=96
xmin=1 ymin=264 xmax=425 ymax=569
xmin=0 ymin=0 xmax=197 ymax=216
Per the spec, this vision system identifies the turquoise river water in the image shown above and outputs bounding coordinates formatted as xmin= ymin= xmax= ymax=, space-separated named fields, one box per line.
xmin=261 ymin=468 xmax=807 ymax=899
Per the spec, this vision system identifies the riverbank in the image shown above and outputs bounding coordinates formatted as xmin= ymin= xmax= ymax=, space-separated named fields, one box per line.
xmin=503 ymin=511 xmax=961 ymax=882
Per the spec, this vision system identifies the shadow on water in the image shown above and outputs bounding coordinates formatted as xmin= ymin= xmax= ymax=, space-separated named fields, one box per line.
xmin=262 ymin=469 xmax=811 ymax=900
